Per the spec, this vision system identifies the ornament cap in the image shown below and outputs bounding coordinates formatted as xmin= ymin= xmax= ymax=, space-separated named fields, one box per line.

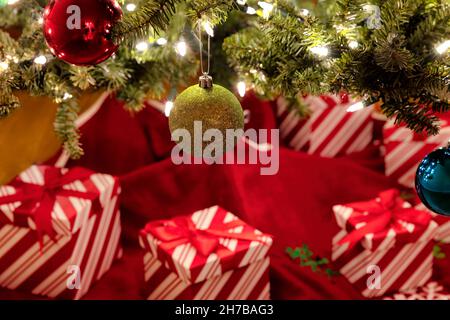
xmin=199 ymin=73 xmax=213 ymax=89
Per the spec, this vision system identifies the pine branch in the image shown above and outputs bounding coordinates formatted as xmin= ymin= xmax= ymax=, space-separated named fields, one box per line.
xmin=224 ymin=0 xmax=449 ymax=134
xmin=69 ymin=66 xmax=96 ymax=90
xmin=185 ymin=0 xmax=236 ymax=24
xmin=0 ymin=90 xmax=20 ymax=117
xmin=54 ymin=99 xmax=83 ymax=159
xmin=224 ymin=9 xmax=339 ymax=98
xmin=1 ymin=0 xmax=448 ymax=159
xmin=111 ymin=0 xmax=180 ymax=45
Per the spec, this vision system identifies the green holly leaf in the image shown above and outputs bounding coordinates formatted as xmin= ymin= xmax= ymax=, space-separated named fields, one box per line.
xmin=286 ymin=247 xmax=301 ymax=259
xmin=286 ymin=244 xmax=339 ymax=278
xmin=301 ymin=244 xmax=313 ymax=258
xmin=302 ymin=260 xmax=315 ymax=266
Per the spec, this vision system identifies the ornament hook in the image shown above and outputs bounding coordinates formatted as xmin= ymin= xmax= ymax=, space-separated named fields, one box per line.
xmin=199 ymin=73 xmax=213 ymax=89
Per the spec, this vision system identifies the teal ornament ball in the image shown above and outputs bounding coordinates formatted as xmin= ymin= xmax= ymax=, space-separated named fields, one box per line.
xmin=415 ymin=146 xmax=450 ymax=216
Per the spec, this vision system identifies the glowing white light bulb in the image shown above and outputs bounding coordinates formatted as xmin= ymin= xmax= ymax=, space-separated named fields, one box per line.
xmin=202 ymin=20 xmax=214 ymax=37
xmin=346 ymin=101 xmax=365 ymax=112
xmin=0 ymin=61 xmax=9 ymax=72
xmin=246 ymin=7 xmax=256 ymax=15
xmin=34 ymin=55 xmax=47 ymax=65
xmin=125 ymin=3 xmax=136 ymax=12
xmin=6 ymin=54 xmax=18 ymax=63
xmin=63 ymin=92 xmax=73 ymax=101
xmin=258 ymin=2 xmax=273 ymax=18
xmin=309 ymin=46 xmax=329 ymax=57
xmin=237 ymin=0 xmax=247 ymax=5
xmin=37 ymin=16 xmax=44 ymax=24
xmin=156 ymin=37 xmax=167 ymax=45
xmin=175 ymin=41 xmax=187 ymax=57
xmin=258 ymin=1 xmax=273 ymax=11
xmin=237 ymin=81 xmax=247 ymax=97
xmin=301 ymin=9 xmax=309 ymax=16
xmin=135 ymin=41 xmax=148 ymax=52
xmin=165 ymin=101 xmax=174 ymax=117
xmin=348 ymin=40 xmax=359 ymax=49
xmin=436 ymin=40 xmax=450 ymax=55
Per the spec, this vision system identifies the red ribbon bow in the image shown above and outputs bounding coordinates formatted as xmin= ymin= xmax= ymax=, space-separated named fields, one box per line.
xmin=337 ymin=189 xmax=431 ymax=249
xmin=0 ymin=167 xmax=98 ymax=245
xmin=145 ymin=216 xmax=267 ymax=257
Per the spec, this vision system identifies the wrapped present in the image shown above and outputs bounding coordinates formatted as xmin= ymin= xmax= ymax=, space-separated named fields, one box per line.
xmin=0 ymin=165 xmax=122 ymax=299
xmin=383 ymin=117 xmax=450 ymax=188
xmin=276 ymin=94 xmax=374 ymax=157
xmin=139 ymin=206 xmax=273 ymax=300
xmin=415 ymin=202 xmax=450 ymax=243
xmin=332 ymin=189 xmax=438 ymax=298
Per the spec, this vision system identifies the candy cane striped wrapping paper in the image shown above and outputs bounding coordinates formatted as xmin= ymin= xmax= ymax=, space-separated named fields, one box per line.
xmin=139 ymin=206 xmax=273 ymax=300
xmin=0 ymin=165 xmax=122 ymax=299
xmin=415 ymin=203 xmax=450 ymax=243
xmin=331 ymin=197 xmax=438 ymax=298
xmin=383 ymin=118 xmax=450 ymax=188
xmin=142 ymin=253 xmax=270 ymax=300
xmin=276 ymin=94 xmax=374 ymax=158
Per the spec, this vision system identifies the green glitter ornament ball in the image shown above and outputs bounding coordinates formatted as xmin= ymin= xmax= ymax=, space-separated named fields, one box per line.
xmin=169 ymin=83 xmax=245 ymax=157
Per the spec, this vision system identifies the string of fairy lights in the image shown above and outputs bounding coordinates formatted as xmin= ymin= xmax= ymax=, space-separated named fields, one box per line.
xmin=0 ymin=0 xmax=449 ymax=116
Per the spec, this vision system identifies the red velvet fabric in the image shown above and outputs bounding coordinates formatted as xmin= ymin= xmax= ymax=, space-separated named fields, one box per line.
xmin=66 ymin=94 xmax=157 ymax=175
xmin=1 ymin=93 xmax=448 ymax=300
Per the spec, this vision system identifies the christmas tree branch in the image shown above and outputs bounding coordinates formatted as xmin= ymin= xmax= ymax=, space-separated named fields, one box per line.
xmin=54 ymin=98 xmax=83 ymax=159
xmin=111 ymin=0 xmax=180 ymax=45
xmin=0 ymin=0 xmax=204 ymax=158
xmin=0 ymin=0 xmax=449 ymax=158
xmin=225 ymin=0 xmax=450 ymax=134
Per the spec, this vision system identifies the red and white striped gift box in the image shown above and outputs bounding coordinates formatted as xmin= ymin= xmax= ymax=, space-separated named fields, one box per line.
xmin=0 ymin=165 xmax=122 ymax=299
xmin=415 ymin=202 xmax=450 ymax=243
xmin=139 ymin=206 xmax=273 ymax=300
xmin=331 ymin=189 xmax=438 ymax=298
xmin=383 ymin=117 xmax=450 ymax=188
xmin=276 ymin=94 xmax=374 ymax=157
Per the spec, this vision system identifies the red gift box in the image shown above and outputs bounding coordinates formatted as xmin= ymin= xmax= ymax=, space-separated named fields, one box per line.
xmin=0 ymin=165 xmax=122 ymax=299
xmin=383 ymin=117 xmax=450 ymax=188
xmin=276 ymin=94 xmax=374 ymax=157
xmin=332 ymin=189 xmax=438 ymax=298
xmin=415 ymin=202 xmax=450 ymax=243
xmin=139 ymin=206 xmax=273 ymax=300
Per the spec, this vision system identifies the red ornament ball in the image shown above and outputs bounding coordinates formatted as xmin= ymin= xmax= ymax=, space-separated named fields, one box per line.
xmin=43 ymin=0 xmax=122 ymax=66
